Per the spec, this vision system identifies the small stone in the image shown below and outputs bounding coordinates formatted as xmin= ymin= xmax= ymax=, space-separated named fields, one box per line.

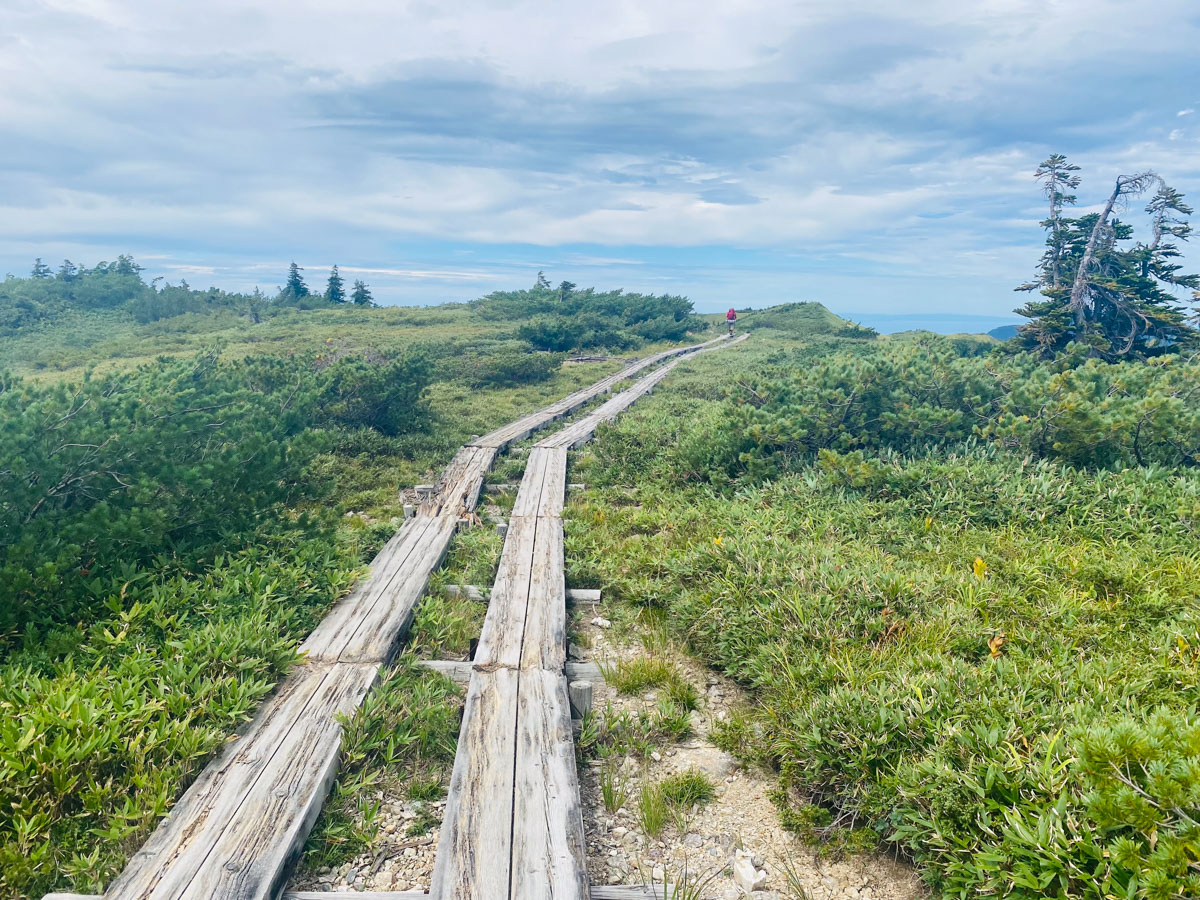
xmin=652 ymin=865 xmax=665 ymax=881
xmin=591 ymin=616 xmax=612 ymax=628
xmin=684 ymin=833 xmax=704 ymax=848
xmin=733 ymin=850 xmax=768 ymax=893
xmin=650 ymin=751 xmax=662 ymax=762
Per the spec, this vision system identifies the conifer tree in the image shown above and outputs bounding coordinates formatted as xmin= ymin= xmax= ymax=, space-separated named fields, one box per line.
xmin=1015 ymin=159 xmax=1198 ymax=360
xmin=30 ymin=258 xmax=51 ymax=278
xmin=325 ymin=265 xmax=346 ymax=304
xmin=284 ymin=261 xmax=309 ymax=298
xmin=56 ymin=259 xmax=77 ymax=281
xmin=351 ymin=279 xmax=373 ymax=306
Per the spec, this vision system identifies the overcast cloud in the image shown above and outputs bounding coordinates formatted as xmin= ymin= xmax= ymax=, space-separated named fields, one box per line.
xmin=2 ymin=0 xmax=1199 ymax=323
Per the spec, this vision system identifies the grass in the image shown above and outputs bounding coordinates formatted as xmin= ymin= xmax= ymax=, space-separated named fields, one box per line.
xmin=659 ymin=769 xmax=716 ymax=808
xmin=637 ymin=782 xmax=669 ymax=838
xmin=600 ymin=763 xmax=630 ymax=813
xmin=565 ymin=332 xmax=1200 ymax=899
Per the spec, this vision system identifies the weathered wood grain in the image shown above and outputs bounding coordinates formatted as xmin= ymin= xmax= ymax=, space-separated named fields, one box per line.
xmin=175 ymin=664 xmax=378 ymax=900
xmin=429 ymin=669 xmax=520 ymax=900
xmin=472 ymin=514 xmax=536 ymax=669
xmin=105 ymin=663 xmax=377 ymax=900
xmin=518 ymin=517 xmax=566 ymax=672
xmin=535 ymin=448 xmax=568 ymax=519
xmin=568 ymin=681 xmax=594 ymax=718
xmin=510 ymin=671 xmax=589 ymax=900
xmin=509 ymin=446 xmax=549 ymax=517
xmin=302 ymin=516 xmax=457 ymax=664
xmin=100 ymin=665 xmax=329 ymax=899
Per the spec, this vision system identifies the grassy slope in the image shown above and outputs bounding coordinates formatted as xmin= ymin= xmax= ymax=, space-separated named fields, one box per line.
xmin=562 ymin=329 xmax=1200 ymax=898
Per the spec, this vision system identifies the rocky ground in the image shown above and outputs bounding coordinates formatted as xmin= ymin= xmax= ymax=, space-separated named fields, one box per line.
xmin=576 ymin=611 xmax=924 ymax=900
xmin=289 ymin=795 xmax=443 ymax=892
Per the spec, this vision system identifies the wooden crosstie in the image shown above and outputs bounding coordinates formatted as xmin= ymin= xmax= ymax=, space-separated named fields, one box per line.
xmin=52 ymin=335 xmax=743 ymax=900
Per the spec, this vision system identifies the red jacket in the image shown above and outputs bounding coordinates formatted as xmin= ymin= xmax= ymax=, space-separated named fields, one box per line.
xmin=726 ymin=308 xmax=737 ymax=321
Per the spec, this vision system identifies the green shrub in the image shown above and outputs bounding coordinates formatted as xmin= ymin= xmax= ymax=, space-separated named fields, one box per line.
xmin=0 ymin=534 xmax=358 ymax=897
xmin=723 ymin=337 xmax=1200 ymax=475
xmin=466 ymin=349 xmax=563 ymax=387
xmin=0 ymin=350 xmax=432 ymax=649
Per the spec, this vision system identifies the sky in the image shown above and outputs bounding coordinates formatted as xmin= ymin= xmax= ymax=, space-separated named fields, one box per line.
xmin=2 ymin=0 xmax=1200 ymax=329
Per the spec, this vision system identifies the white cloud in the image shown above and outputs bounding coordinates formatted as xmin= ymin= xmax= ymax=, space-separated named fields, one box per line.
xmin=1 ymin=0 xmax=1198 ymax=316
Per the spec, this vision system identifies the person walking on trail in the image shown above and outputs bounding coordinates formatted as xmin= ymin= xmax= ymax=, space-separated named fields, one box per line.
xmin=726 ymin=307 xmax=738 ymax=336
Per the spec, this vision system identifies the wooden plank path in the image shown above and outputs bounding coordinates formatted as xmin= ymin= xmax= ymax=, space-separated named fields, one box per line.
xmin=63 ymin=336 xmax=737 ymax=900
xmin=432 ymin=334 xmax=746 ymax=900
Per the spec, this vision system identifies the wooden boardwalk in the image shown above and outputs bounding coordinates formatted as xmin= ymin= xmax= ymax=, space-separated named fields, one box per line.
xmin=61 ymin=336 xmax=741 ymax=900
xmin=432 ymin=334 xmax=746 ymax=900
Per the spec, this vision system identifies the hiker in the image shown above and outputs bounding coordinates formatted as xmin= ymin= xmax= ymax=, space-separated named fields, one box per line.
xmin=726 ymin=307 xmax=737 ymax=336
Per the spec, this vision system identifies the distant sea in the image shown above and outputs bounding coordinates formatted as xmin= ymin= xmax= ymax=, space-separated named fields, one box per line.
xmin=840 ymin=312 xmax=1023 ymax=336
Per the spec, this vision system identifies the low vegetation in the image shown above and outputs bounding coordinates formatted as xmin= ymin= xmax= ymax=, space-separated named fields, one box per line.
xmin=570 ymin=327 xmax=1200 ymax=899
xmin=0 ymin=264 xmax=708 ymax=897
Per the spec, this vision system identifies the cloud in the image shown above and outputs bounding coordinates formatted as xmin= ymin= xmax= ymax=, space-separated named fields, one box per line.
xmin=1 ymin=0 xmax=1199 ymax=316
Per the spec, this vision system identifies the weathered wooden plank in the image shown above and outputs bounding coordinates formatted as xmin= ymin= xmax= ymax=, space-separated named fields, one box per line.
xmin=336 ymin=516 xmax=458 ymax=663
xmin=518 ymin=517 xmax=566 ymax=672
xmin=176 ymin=663 xmax=379 ymax=900
xmin=105 ymin=663 xmax=377 ymax=900
xmin=510 ymin=671 xmax=589 ymax=899
xmin=300 ymin=516 xmax=439 ymax=661
xmin=509 ymin=445 xmax=549 ymax=518
xmin=301 ymin=515 xmax=456 ymax=663
xmin=471 ymin=514 xmax=536 ymax=669
xmin=420 ymin=446 xmax=497 ymax=517
xmin=101 ymin=665 xmax=330 ymax=900
xmin=535 ymin=447 xmax=568 ymax=519
xmin=429 ymin=669 xmax=520 ymax=900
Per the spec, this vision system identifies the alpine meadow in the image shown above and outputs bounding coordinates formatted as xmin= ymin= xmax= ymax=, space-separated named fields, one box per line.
xmin=4 ymin=4 xmax=1200 ymax=900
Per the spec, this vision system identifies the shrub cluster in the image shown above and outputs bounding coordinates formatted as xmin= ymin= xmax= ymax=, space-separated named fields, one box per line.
xmin=710 ymin=337 xmax=1200 ymax=477
xmin=0 ymin=349 xmax=431 ymax=649
xmin=471 ymin=284 xmax=697 ymax=351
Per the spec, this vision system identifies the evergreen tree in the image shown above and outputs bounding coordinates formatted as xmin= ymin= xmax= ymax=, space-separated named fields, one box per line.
xmin=325 ymin=265 xmax=346 ymax=304
xmin=56 ymin=260 xmax=77 ymax=281
xmin=351 ymin=279 xmax=373 ymax=306
xmin=1015 ymin=160 xmax=1198 ymax=360
xmin=557 ymin=280 xmax=576 ymax=303
xmin=30 ymin=258 xmax=51 ymax=279
xmin=1030 ymin=154 xmax=1082 ymax=290
xmin=535 ymin=270 xmax=551 ymax=289
xmin=284 ymin=261 xmax=309 ymax=299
